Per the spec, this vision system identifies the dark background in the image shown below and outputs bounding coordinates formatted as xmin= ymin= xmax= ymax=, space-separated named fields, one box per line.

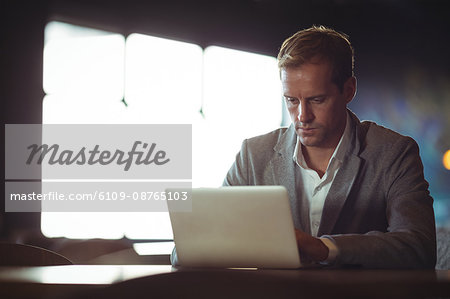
xmin=2 ymin=0 xmax=450 ymax=240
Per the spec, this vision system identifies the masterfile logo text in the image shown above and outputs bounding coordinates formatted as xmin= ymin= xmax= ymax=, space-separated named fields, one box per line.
xmin=26 ymin=141 xmax=170 ymax=171
xmin=4 ymin=124 xmax=192 ymax=212
xmin=5 ymin=124 xmax=191 ymax=180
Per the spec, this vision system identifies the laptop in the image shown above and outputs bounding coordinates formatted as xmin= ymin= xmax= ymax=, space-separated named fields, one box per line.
xmin=167 ymin=186 xmax=301 ymax=268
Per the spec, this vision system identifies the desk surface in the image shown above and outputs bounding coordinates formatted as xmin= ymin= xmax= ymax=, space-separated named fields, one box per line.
xmin=0 ymin=265 xmax=449 ymax=299
xmin=0 ymin=265 xmax=173 ymax=285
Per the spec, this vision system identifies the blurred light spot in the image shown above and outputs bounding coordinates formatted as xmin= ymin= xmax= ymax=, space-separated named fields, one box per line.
xmin=443 ymin=150 xmax=450 ymax=170
xmin=133 ymin=242 xmax=174 ymax=255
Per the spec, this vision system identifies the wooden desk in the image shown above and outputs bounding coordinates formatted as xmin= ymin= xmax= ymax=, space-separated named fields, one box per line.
xmin=0 ymin=265 xmax=449 ymax=299
xmin=0 ymin=265 xmax=173 ymax=298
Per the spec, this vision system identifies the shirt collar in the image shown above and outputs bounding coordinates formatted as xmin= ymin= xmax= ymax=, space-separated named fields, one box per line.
xmin=293 ymin=111 xmax=351 ymax=169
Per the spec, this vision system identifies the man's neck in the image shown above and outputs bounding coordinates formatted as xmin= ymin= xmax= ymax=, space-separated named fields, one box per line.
xmin=302 ymin=127 xmax=345 ymax=178
xmin=299 ymin=112 xmax=349 ymax=178
xmin=302 ymin=145 xmax=336 ymax=178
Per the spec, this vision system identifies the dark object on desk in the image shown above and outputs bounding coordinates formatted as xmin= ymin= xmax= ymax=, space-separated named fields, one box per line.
xmin=51 ymin=238 xmax=134 ymax=264
xmin=0 ymin=243 xmax=72 ymax=266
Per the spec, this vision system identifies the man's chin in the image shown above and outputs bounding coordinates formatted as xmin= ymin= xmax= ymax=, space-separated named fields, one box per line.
xmin=299 ymin=136 xmax=319 ymax=148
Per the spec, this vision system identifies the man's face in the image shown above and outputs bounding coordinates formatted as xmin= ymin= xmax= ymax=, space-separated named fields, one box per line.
xmin=281 ymin=61 xmax=356 ymax=150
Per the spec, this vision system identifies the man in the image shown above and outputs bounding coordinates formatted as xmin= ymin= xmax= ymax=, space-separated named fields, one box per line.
xmin=223 ymin=25 xmax=436 ymax=268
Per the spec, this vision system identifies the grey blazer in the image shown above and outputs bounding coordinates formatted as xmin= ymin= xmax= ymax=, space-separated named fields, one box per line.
xmin=223 ymin=110 xmax=436 ymax=269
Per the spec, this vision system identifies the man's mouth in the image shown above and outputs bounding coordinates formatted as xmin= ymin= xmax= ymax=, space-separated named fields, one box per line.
xmin=296 ymin=126 xmax=317 ymax=136
xmin=296 ymin=126 xmax=315 ymax=131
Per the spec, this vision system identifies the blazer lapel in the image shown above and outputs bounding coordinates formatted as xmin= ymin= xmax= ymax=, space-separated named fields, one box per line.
xmin=318 ymin=111 xmax=362 ymax=236
xmin=270 ymin=125 xmax=303 ymax=229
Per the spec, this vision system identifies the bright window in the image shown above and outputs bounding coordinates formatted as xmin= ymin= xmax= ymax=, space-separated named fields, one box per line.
xmin=42 ymin=21 xmax=282 ymax=240
xmin=200 ymin=46 xmax=281 ymax=187
xmin=43 ymin=21 xmax=125 ymax=125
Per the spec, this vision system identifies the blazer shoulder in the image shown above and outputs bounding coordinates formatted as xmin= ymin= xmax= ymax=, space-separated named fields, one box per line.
xmin=245 ymin=127 xmax=291 ymax=149
xmin=358 ymin=120 xmax=418 ymax=154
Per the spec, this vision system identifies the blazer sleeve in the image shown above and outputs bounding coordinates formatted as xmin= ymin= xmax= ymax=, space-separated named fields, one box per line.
xmin=223 ymin=139 xmax=250 ymax=186
xmin=326 ymin=137 xmax=436 ymax=269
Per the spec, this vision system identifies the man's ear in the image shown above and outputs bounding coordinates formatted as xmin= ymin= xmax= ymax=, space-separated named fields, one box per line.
xmin=344 ymin=76 xmax=357 ymax=104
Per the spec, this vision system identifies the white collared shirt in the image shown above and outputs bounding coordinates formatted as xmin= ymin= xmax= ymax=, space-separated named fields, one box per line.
xmin=293 ymin=112 xmax=352 ymax=261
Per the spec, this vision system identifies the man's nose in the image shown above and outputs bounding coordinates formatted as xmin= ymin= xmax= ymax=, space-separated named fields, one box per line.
xmin=297 ymin=100 xmax=313 ymax=123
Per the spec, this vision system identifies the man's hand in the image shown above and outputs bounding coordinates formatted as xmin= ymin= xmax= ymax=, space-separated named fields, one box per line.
xmin=295 ymin=229 xmax=329 ymax=262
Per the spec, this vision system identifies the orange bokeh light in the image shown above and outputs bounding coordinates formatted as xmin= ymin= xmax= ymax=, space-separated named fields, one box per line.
xmin=443 ymin=150 xmax=450 ymax=170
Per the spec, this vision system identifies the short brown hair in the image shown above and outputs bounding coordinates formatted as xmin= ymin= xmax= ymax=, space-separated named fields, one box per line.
xmin=277 ymin=25 xmax=354 ymax=91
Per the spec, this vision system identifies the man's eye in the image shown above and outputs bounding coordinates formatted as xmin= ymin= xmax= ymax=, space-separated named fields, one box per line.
xmin=286 ymin=98 xmax=299 ymax=105
xmin=311 ymin=97 xmax=325 ymax=103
